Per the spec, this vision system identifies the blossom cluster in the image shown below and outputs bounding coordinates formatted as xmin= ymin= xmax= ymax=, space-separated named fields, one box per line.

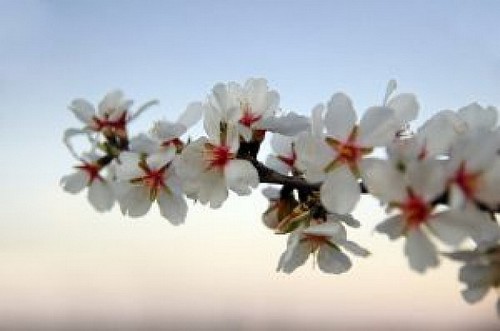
xmin=61 ymin=78 xmax=500 ymax=317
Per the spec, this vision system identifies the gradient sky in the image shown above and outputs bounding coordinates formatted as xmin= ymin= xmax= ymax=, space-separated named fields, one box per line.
xmin=1 ymin=0 xmax=500 ymax=329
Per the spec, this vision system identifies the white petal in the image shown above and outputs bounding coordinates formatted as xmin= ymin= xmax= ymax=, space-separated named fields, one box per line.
xmin=428 ymin=212 xmax=470 ymax=246
xmin=338 ymin=240 xmax=370 ymax=257
xmin=311 ymin=104 xmax=325 ymax=138
xmin=270 ymin=133 xmax=294 ymax=155
xmin=317 ymin=245 xmax=352 ymax=274
xmin=146 ymin=150 xmax=175 ymax=170
xmin=325 ymin=93 xmax=357 ymax=141
xmin=327 ymin=213 xmax=360 ymax=228
xmin=458 ymin=103 xmax=498 ymax=131
xmin=294 ymin=133 xmax=333 ymax=181
xmin=461 ymin=287 xmax=490 ymax=304
xmin=387 ymin=93 xmax=419 ymax=123
xmin=69 ymin=99 xmax=95 ymax=124
xmin=460 ymin=264 xmax=491 ymax=285
xmin=404 ymin=228 xmax=438 ymax=273
xmin=360 ymin=158 xmax=406 ymax=203
xmin=320 ymin=167 xmax=360 ymax=214
xmin=122 ymin=186 xmax=152 ymax=217
xmin=204 ymin=106 xmax=222 ymax=145
xmin=278 ymin=242 xmax=310 ymax=273
xmin=418 ymin=110 xmax=464 ymax=157
xmin=177 ymin=102 xmax=203 ymax=128
xmin=61 ymin=170 xmax=89 ymax=194
xmin=407 ymin=160 xmax=446 ymax=202
xmin=375 ymin=215 xmax=405 ymax=240
xmin=157 ymin=191 xmax=187 ymax=225
xmin=198 ymin=172 xmax=229 ymax=208
xmin=116 ymin=152 xmax=142 ymax=181
xmin=225 ymin=160 xmax=259 ymax=195
xmin=238 ymin=124 xmax=253 ymax=142
xmin=265 ymin=155 xmax=290 ymax=175
xmin=358 ymin=106 xmax=399 ymax=147
xmin=260 ymin=112 xmax=310 ymax=136
xmin=129 ymin=134 xmax=161 ymax=154
xmin=304 ymin=221 xmax=346 ymax=240
xmin=88 ymin=180 xmax=114 ymax=212
xmin=476 ymin=158 xmax=500 ymax=206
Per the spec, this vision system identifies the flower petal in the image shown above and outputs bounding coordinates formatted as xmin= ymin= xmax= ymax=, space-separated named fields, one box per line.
xmin=317 ymin=245 xmax=352 ymax=274
xmin=277 ymin=242 xmax=310 ymax=274
xmin=458 ymin=103 xmax=498 ymax=131
xmin=225 ymin=160 xmax=259 ymax=195
xmin=178 ymin=102 xmax=203 ymax=128
xmin=387 ymin=93 xmax=419 ymax=123
xmin=407 ymin=160 xmax=446 ymax=202
xmin=122 ymin=186 xmax=152 ymax=217
xmin=61 ymin=170 xmax=88 ymax=194
xmin=375 ymin=215 xmax=405 ymax=240
xmin=358 ymin=106 xmax=399 ymax=147
xmin=428 ymin=211 xmax=470 ymax=246
xmin=69 ymin=99 xmax=95 ymax=125
xmin=157 ymin=191 xmax=187 ymax=225
xmin=320 ymin=167 xmax=360 ymax=214
xmin=88 ymin=180 xmax=114 ymax=212
xmin=325 ymin=93 xmax=357 ymax=141
xmin=404 ymin=228 xmax=438 ymax=273
xmin=146 ymin=149 xmax=175 ymax=170
xmin=461 ymin=286 xmax=490 ymax=304
xmin=360 ymin=158 xmax=406 ymax=203
xmin=265 ymin=154 xmax=290 ymax=175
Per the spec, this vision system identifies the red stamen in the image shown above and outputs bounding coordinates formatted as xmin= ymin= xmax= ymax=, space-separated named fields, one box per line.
xmin=239 ymin=104 xmax=262 ymax=127
xmin=454 ymin=162 xmax=479 ymax=199
xmin=400 ymin=191 xmax=431 ymax=228
xmin=205 ymin=144 xmax=234 ymax=170
xmin=75 ymin=162 xmax=101 ymax=184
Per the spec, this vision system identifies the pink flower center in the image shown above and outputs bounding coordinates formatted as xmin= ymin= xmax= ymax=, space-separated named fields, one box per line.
xmin=75 ymin=162 xmax=102 ymax=183
xmin=400 ymin=192 xmax=431 ymax=228
xmin=239 ymin=104 xmax=262 ymax=127
xmin=453 ymin=162 xmax=479 ymax=199
xmin=325 ymin=127 xmax=372 ymax=172
xmin=132 ymin=163 xmax=169 ymax=199
xmin=205 ymin=144 xmax=235 ymax=170
xmin=92 ymin=112 xmax=128 ymax=136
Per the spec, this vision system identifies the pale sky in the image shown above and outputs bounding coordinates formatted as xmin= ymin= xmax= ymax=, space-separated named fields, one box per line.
xmin=1 ymin=0 xmax=499 ymax=329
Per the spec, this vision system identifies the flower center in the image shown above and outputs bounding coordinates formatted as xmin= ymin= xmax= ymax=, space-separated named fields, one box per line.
xmin=75 ymin=162 xmax=102 ymax=184
xmin=93 ymin=112 xmax=128 ymax=136
xmin=205 ymin=144 xmax=235 ymax=170
xmin=454 ymin=162 xmax=480 ymax=199
xmin=132 ymin=163 xmax=168 ymax=200
xmin=400 ymin=192 xmax=431 ymax=228
xmin=324 ymin=127 xmax=372 ymax=172
xmin=239 ymin=103 xmax=262 ymax=127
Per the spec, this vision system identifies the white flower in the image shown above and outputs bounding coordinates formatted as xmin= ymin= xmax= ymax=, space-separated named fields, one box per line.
xmin=205 ymin=78 xmax=283 ymax=141
xmin=445 ymin=243 xmax=500 ymax=317
xmin=277 ymin=218 xmax=369 ymax=274
xmin=69 ymin=90 xmax=158 ymax=138
xmin=362 ymin=158 xmax=496 ymax=272
xmin=457 ymin=103 xmax=498 ymax=132
xmin=176 ymin=108 xmax=259 ymax=208
xmin=60 ymin=152 xmax=115 ymax=212
xmin=265 ymin=134 xmax=297 ymax=175
xmin=295 ymin=93 xmax=401 ymax=214
xmin=447 ymin=130 xmax=500 ymax=210
xmin=116 ymin=149 xmax=187 ymax=225
xmin=261 ymin=186 xmax=299 ymax=230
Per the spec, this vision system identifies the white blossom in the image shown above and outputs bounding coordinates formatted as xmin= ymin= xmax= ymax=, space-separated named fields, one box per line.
xmin=116 ymin=149 xmax=187 ymax=225
xmin=277 ymin=218 xmax=369 ymax=274
xmin=60 ymin=152 xmax=115 ymax=212
xmin=295 ymin=93 xmax=401 ymax=214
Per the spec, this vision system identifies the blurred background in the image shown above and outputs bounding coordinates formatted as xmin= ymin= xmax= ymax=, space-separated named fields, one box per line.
xmin=1 ymin=0 xmax=499 ymax=329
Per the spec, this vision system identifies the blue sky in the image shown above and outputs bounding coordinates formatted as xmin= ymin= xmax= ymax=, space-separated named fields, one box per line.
xmin=1 ymin=0 xmax=500 ymax=328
